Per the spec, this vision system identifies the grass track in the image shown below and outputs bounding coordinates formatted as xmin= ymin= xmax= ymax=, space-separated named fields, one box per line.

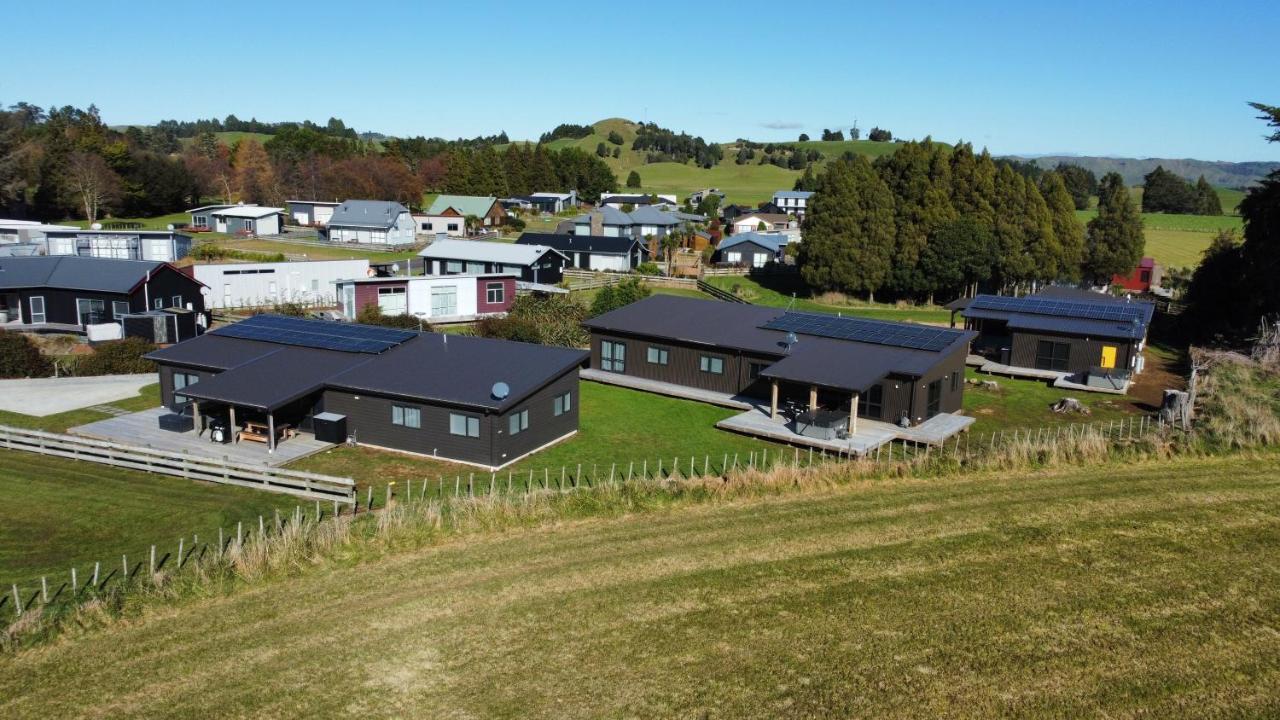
xmin=3 ymin=454 xmax=1278 ymax=717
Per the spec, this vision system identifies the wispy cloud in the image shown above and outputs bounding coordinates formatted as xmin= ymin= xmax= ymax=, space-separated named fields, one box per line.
xmin=760 ymin=120 xmax=803 ymax=130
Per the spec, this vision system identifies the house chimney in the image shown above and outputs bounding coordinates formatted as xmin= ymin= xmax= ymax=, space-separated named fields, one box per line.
xmin=590 ymin=211 xmax=603 ymax=237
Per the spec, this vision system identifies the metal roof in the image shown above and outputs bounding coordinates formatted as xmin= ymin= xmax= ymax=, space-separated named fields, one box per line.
xmin=327 ymin=200 xmax=410 ymax=229
xmin=209 ymin=205 xmax=283 ymax=219
xmin=625 ymin=206 xmax=680 ymax=225
xmin=717 ymin=232 xmax=788 ymax=253
xmin=418 ymin=239 xmax=566 ymax=266
xmin=210 ymin=313 xmax=416 ymax=353
xmin=1005 ymin=313 xmax=1147 ymax=340
xmin=0 ymin=256 xmax=166 ymax=293
xmin=772 ymin=191 xmax=814 ymax=199
xmin=573 ymin=206 xmax=633 ymax=226
xmin=516 ymin=232 xmax=643 ymax=255
xmin=178 ymin=346 xmax=372 ymax=412
xmin=424 ymin=195 xmax=499 ymax=217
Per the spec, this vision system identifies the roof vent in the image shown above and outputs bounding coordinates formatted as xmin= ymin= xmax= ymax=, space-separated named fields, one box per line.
xmin=91 ymin=222 xmax=102 ymax=230
xmin=491 ymin=382 xmax=510 ymax=400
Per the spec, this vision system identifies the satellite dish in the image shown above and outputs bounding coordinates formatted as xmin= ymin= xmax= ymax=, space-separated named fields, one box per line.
xmin=391 ymin=263 xmax=401 ymax=275
xmin=90 ymin=222 xmax=103 ymax=230
xmin=491 ymin=382 xmax=510 ymax=401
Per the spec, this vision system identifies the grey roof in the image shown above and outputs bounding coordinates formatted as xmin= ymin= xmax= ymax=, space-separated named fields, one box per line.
xmin=178 ymin=346 xmax=370 ymax=411
xmin=1004 ymin=313 xmax=1147 ymax=340
xmin=718 ymin=232 xmax=787 ymax=253
xmin=573 ymin=206 xmax=633 ymax=226
xmin=0 ymin=256 xmax=165 ymax=293
xmin=145 ymin=335 xmax=283 ymax=371
xmin=328 ymin=200 xmax=410 ymax=229
xmin=626 ymin=205 xmax=680 ymax=225
xmin=583 ymin=295 xmax=971 ymax=392
xmin=516 ymin=232 xmax=644 ymax=256
xmin=962 ymin=293 xmax=1153 ymax=341
xmin=773 ymin=190 xmax=814 ymax=199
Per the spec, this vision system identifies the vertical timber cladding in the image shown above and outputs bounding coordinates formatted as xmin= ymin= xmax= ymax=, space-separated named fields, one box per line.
xmin=158 ymin=365 xmax=216 ymax=410
xmin=490 ymin=369 xmax=580 ymax=466
xmin=1009 ymin=330 xmax=1136 ymax=376
xmin=589 ymin=331 xmax=781 ymax=396
xmin=322 ymin=389 xmax=497 ymax=466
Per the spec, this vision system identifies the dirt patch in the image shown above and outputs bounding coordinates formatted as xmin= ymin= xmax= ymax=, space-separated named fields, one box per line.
xmin=1128 ymin=349 xmax=1186 ymax=411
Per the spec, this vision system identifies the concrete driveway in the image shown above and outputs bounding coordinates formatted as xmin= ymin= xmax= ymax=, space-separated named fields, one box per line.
xmin=0 ymin=374 xmax=156 ymax=417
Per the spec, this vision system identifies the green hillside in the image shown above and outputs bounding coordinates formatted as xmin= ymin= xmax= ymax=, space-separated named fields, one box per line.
xmin=4 ymin=454 xmax=1278 ymax=717
xmin=178 ymin=131 xmax=273 ymax=148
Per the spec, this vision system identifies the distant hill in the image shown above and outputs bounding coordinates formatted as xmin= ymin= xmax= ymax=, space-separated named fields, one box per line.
xmin=1017 ymin=155 xmax=1279 ymax=189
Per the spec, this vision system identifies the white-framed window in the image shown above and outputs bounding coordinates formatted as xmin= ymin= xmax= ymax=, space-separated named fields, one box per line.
xmin=223 ymin=283 xmax=232 ymax=306
xmin=646 ymin=346 xmax=669 ymax=365
xmin=508 ymin=409 xmax=529 ymax=435
xmin=112 ymin=301 xmax=130 ymax=319
xmin=193 ymin=214 xmax=207 ymax=227
xmin=466 ymin=262 xmax=485 ymax=274
xmin=430 ymin=285 xmax=458 ymax=316
xmin=485 ymin=282 xmax=505 ymax=304
xmin=391 ymin=404 xmax=421 ymax=429
xmin=445 ymin=260 xmax=463 ymax=273
xmin=601 ymin=340 xmax=625 ymax=372
xmin=753 ymin=253 xmax=768 ymax=268
xmin=378 ymin=286 xmax=407 ymax=314
xmin=154 ymin=298 xmax=163 ymax=310
xmin=28 ymin=296 xmax=45 ymax=324
xmin=699 ymin=355 xmax=724 ymax=375
xmin=553 ymin=391 xmax=572 ymax=416
xmin=76 ymin=298 xmax=105 ymax=324
xmin=449 ymin=413 xmax=480 ymax=438
xmin=726 ymin=251 xmax=741 ymax=263
xmin=171 ymin=295 xmax=182 ymax=307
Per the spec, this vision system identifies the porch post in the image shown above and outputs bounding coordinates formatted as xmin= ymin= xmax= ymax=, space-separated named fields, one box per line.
xmin=770 ymin=380 xmax=779 ymax=420
xmin=192 ymin=401 xmax=202 ymax=434
xmin=229 ymin=406 xmax=237 ymax=442
xmin=850 ymin=392 xmax=859 ymax=435
xmin=267 ymin=412 xmax=275 ymax=453
xmin=808 ymin=386 xmax=818 ymax=413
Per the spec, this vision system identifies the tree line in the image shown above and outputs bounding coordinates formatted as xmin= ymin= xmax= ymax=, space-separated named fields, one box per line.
xmin=1141 ymin=165 xmax=1223 ymax=215
xmin=797 ymin=140 xmax=1144 ymax=302
xmin=631 ymin=123 xmax=723 ymax=167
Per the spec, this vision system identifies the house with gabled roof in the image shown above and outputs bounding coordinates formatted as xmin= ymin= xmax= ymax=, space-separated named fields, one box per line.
xmin=325 ymin=200 xmax=416 ymax=245
xmin=516 ymin=232 xmax=649 ymax=272
xmin=419 ymin=195 xmax=506 ymax=236
xmin=713 ymin=232 xmax=788 ymax=268
xmin=772 ymin=190 xmax=815 ymax=218
xmin=418 ymin=239 xmax=568 ymax=284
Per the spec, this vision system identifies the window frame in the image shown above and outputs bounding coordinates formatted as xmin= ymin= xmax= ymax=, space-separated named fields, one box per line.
xmin=449 ymin=412 xmax=480 ymax=438
xmin=391 ymin=404 xmax=422 ymax=429
xmin=111 ymin=300 xmax=131 ymax=319
xmin=28 ymin=295 xmax=45 ymax=324
xmin=485 ymin=282 xmax=505 ymax=305
xmin=553 ymin=391 xmax=572 ymax=416
xmin=858 ymin=383 xmax=884 ymax=419
xmin=508 ymin=409 xmax=529 ymax=436
xmin=601 ymin=340 xmax=626 ymax=373
xmin=646 ymin=346 xmax=669 ymax=366
xmin=699 ymin=355 xmax=724 ymax=375
xmin=1034 ymin=340 xmax=1071 ymax=372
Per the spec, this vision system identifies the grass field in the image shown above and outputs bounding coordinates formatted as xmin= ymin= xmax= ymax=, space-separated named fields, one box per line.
xmin=702 ymin=274 xmax=951 ymax=323
xmin=0 ymin=451 xmax=300 ymax=588
xmin=177 ymin=131 xmax=273 ymax=149
xmin=4 ymin=453 xmax=1277 ymax=717
xmin=1073 ymin=206 xmax=1244 ymax=269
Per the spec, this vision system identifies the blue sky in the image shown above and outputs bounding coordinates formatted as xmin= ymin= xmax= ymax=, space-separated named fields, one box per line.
xmin=4 ymin=0 xmax=1278 ymax=161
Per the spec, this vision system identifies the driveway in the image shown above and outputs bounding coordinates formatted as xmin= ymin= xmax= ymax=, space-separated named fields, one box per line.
xmin=0 ymin=374 xmax=156 ymax=417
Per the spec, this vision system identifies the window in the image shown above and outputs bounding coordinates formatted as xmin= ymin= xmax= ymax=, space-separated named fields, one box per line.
xmin=699 ymin=355 xmax=724 ymax=375
xmin=726 ymin=251 xmax=741 ymax=264
xmin=171 ymin=295 xmax=182 ymax=307
xmin=927 ymin=379 xmax=942 ymax=417
xmin=76 ymin=298 xmax=105 ymax=325
xmin=508 ymin=409 xmax=529 ymax=435
xmin=752 ymin=253 xmax=769 ymax=268
xmin=28 ymin=296 xmax=45 ymax=324
xmin=466 ymin=262 xmax=485 ymax=274
xmin=601 ymin=340 xmax=626 ymax=372
xmin=1034 ymin=340 xmax=1071 ymax=372
xmin=310 ymin=278 xmax=319 ymax=292
xmin=485 ymin=282 xmax=505 ymax=304
xmin=950 ymin=371 xmax=961 ymax=392
xmin=193 ymin=214 xmax=207 ymax=227
xmin=112 ymin=301 xmax=130 ymax=319
xmin=392 ymin=405 xmax=421 ymax=429
xmin=223 ymin=283 xmax=232 ymax=306
xmin=447 ymin=223 xmax=459 ymax=232
xmin=554 ymin=391 xmax=572 ymax=416
xmin=749 ymin=361 xmax=768 ymax=380
xmin=445 ymin=260 xmax=463 ymax=273
xmin=449 ymin=413 xmax=480 ymax=438
xmin=154 ymin=298 xmax=163 ymax=310
xmin=430 ymin=285 xmax=458 ymax=316
xmin=172 ymin=372 xmax=199 ymax=405
xmin=646 ymin=346 xmax=669 ymax=365
xmin=858 ymin=384 xmax=884 ymax=419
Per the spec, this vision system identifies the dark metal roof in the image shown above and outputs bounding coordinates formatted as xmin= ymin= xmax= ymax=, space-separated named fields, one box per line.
xmin=144 ymin=335 xmax=280 ymax=371
xmin=178 ymin=346 xmax=372 ymax=411
xmin=516 ymin=232 xmax=643 ymax=256
xmin=0 ymin=256 xmax=166 ymax=293
xmin=759 ymin=338 xmax=918 ymax=393
xmin=1005 ymin=313 xmax=1147 ymax=340
xmin=963 ymin=292 xmax=1154 ymax=340
xmin=583 ymin=295 xmax=790 ymax=355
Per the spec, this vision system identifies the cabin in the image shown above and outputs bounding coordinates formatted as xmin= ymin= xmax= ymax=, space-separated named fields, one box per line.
xmin=0 ymin=256 xmax=205 ymax=331
xmin=1112 ymin=257 xmax=1162 ymax=293
xmin=334 ymin=274 xmax=516 ymax=323
xmin=191 ymin=259 xmax=370 ymax=309
xmin=206 ymin=206 xmax=284 ymax=236
xmin=583 ymin=295 xmax=974 ymax=429
xmin=325 ymin=200 xmax=416 ymax=246
xmin=286 ymin=200 xmax=341 ymax=227
xmin=419 ymin=195 xmax=506 ymax=236
xmin=41 ymin=228 xmax=193 ymax=262
xmin=713 ymin=232 xmax=787 ymax=268
xmin=145 ymin=314 xmax=587 ymax=469
xmin=516 ymin=232 xmax=648 ymax=272
xmin=418 ymin=239 xmax=568 ymax=285
xmin=951 ymin=289 xmax=1154 ymax=392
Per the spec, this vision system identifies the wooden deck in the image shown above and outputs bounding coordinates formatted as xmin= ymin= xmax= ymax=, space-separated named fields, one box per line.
xmin=716 ymin=408 xmax=899 ymax=455
xmin=70 ymin=408 xmax=334 ymax=468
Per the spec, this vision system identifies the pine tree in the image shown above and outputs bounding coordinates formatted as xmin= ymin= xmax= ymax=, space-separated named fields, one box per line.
xmin=1194 ymin=175 xmax=1223 ymax=215
xmin=1041 ymin=171 xmax=1085 ymax=281
xmin=626 ymin=170 xmax=641 ymax=188
xmin=1021 ymin=177 xmax=1061 ymax=285
xmin=797 ymin=156 xmax=896 ymax=301
xmin=1084 ymin=172 xmax=1144 ymax=284
xmin=875 ymin=142 xmax=932 ymax=295
xmin=528 ymin=144 xmax=558 ymax=191
xmin=949 ymin=144 xmax=995 ymax=227
xmin=503 ymin=143 xmax=530 ymax=196
xmin=991 ymin=164 xmax=1031 ymax=289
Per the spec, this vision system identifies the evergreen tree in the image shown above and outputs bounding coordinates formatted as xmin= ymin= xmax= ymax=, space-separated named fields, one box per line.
xmin=626 ymin=170 xmax=641 ymax=188
xmin=875 ymin=142 xmax=933 ymax=294
xmin=502 ymin=143 xmax=530 ymax=196
xmin=1055 ymin=163 xmax=1097 ymax=210
xmin=528 ymin=144 xmax=558 ymax=191
xmin=919 ymin=218 xmax=996 ymax=301
xmin=948 ymin=144 xmax=996 ymax=227
xmin=1041 ymin=171 xmax=1085 ymax=281
xmin=990 ymin=164 xmax=1032 ymax=289
xmin=1195 ymin=175 xmax=1223 ymax=215
xmin=1084 ymin=172 xmax=1144 ymax=284
xmin=1021 ymin=176 xmax=1061 ymax=284
xmin=796 ymin=156 xmax=895 ymax=301
xmin=1142 ymin=165 xmax=1197 ymax=213
xmin=793 ymin=164 xmax=818 ymax=192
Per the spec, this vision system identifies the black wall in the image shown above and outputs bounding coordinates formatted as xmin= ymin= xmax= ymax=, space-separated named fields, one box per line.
xmin=421 ymin=251 xmax=565 ymax=284
xmin=1009 ymin=330 xmax=1136 ymax=376
xmin=589 ymin=331 xmax=781 ymax=396
xmin=14 ymin=265 xmax=204 ymax=326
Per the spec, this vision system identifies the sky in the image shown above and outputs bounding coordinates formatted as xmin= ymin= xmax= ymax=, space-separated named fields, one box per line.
xmin=4 ymin=0 xmax=1279 ymax=162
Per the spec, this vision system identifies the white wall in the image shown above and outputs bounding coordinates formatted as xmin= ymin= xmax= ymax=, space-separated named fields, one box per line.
xmin=405 ymin=276 xmax=478 ymax=319
xmin=418 ymin=215 xmax=466 ymax=237
xmin=194 ymin=259 xmax=370 ymax=309
xmin=588 ymin=254 xmax=629 ymax=272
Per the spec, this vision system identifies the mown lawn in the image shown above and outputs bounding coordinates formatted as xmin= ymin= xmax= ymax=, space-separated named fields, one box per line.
xmin=962 ymin=368 xmax=1141 ymax=434
xmin=702 ymin=274 xmax=951 ymax=323
xmin=4 ymin=454 xmax=1278 ymax=717
xmin=0 ymin=450 xmax=301 ymax=588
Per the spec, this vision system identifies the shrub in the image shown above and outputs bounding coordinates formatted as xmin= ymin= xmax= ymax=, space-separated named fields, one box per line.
xmin=0 ymin=331 xmax=53 ymax=378
xmin=590 ymin=277 xmax=651 ymax=317
xmin=271 ymin=302 xmax=308 ymax=317
xmin=77 ymin=337 xmax=156 ymax=376
xmin=474 ymin=294 xmax=587 ymax=347
xmin=356 ymin=305 xmax=426 ymax=330
xmin=626 ymin=170 xmax=641 ymax=188
xmin=635 ymin=262 xmax=661 ymax=276
xmin=189 ymin=245 xmax=286 ymax=263
xmin=505 ymin=216 xmax=526 ymax=232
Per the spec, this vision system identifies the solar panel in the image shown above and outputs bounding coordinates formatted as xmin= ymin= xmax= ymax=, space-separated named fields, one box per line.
xmin=761 ymin=312 xmax=965 ymax=352
xmin=969 ymin=295 xmax=1150 ymax=325
xmin=212 ymin=314 xmax=416 ymax=354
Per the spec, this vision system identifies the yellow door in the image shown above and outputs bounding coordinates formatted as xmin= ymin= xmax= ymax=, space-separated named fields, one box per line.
xmin=1100 ymin=345 xmax=1117 ymax=369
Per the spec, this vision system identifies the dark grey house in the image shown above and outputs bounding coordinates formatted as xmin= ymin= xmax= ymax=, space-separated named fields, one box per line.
xmin=951 ymin=290 xmax=1154 ymax=390
xmin=0 ymin=256 xmax=206 ymax=330
xmin=418 ymin=239 xmax=568 ymax=285
xmin=146 ymin=314 xmax=588 ymax=469
xmin=515 ymin=232 xmax=649 ymax=272
xmin=583 ymin=295 xmax=974 ymax=428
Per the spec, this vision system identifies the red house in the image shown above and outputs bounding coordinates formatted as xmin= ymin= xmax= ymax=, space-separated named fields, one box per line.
xmin=1112 ymin=257 xmax=1161 ymax=292
xmin=334 ymin=274 xmax=516 ymax=323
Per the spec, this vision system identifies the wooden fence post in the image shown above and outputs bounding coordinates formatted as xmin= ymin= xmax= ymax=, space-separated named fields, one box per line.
xmin=92 ymin=562 xmax=99 ymax=588
xmin=11 ymin=584 xmax=20 ymax=616
xmin=150 ymin=545 xmax=156 ymax=575
xmin=71 ymin=567 xmax=77 ymax=595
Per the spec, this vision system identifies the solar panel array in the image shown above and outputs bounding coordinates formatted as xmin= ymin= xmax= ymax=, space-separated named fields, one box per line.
xmin=212 ymin=314 xmax=416 ymax=353
xmin=969 ymin=295 xmax=1148 ymax=324
xmin=761 ymin=312 xmax=965 ymax=352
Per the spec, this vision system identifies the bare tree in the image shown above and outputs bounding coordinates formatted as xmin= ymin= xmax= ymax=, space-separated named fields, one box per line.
xmin=66 ymin=151 xmax=121 ymax=223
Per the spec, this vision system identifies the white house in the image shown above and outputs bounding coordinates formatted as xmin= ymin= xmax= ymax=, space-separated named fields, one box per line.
xmin=529 ymin=191 xmax=578 ymax=213
xmin=599 ymin=193 xmax=678 ymax=209
xmin=772 ymin=190 xmax=814 ymax=218
xmin=325 ymin=200 xmax=416 ymax=245
xmin=419 ymin=195 xmax=506 ymax=237
xmin=205 ymin=205 xmax=284 ymax=236
xmin=334 ymin=273 xmax=516 ymax=323
xmin=730 ymin=212 xmax=795 ymax=235
xmin=42 ymin=228 xmax=193 ymax=262
xmin=192 ymin=259 xmax=370 ymax=309
xmin=286 ymin=200 xmax=341 ymax=227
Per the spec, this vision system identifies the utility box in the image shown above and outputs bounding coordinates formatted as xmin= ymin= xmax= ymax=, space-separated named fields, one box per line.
xmin=312 ymin=412 xmax=347 ymax=444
